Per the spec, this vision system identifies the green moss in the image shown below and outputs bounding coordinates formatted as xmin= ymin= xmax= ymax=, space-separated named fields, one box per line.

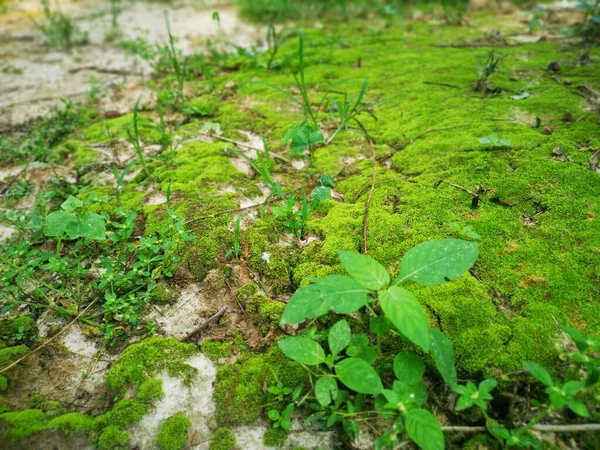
xmin=94 ymin=399 xmax=148 ymax=429
xmin=156 ymin=413 xmax=191 ymax=450
xmin=152 ymin=284 xmax=178 ymax=304
xmin=235 ymin=282 xmax=259 ymax=305
xmin=82 ymin=113 xmax=161 ymax=145
xmin=0 ymin=315 xmax=36 ymax=346
xmin=209 ymin=427 xmax=236 ymax=450
xmin=259 ymin=301 xmax=286 ymax=325
xmin=201 ymin=340 xmax=233 ymax=362
xmin=0 ymin=409 xmax=48 ymax=440
xmin=97 ymin=425 xmax=129 ymax=450
xmin=247 ymin=293 xmax=268 ymax=313
xmin=0 ymin=375 xmax=7 ymax=392
xmin=263 ymin=427 xmax=288 ymax=446
xmin=105 ymin=337 xmax=197 ymax=391
xmin=47 ymin=412 xmax=94 ymax=436
xmin=137 ymin=378 xmax=164 ymax=403
xmin=463 ymin=433 xmax=501 ymax=450
xmin=214 ymin=345 xmax=307 ymax=426
xmin=0 ymin=345 xmax=28 ymax=367
xmin=48 ymin=139 xmax=99 ymax=167
xmin=185 ymin=96 xmax=219 ymax=117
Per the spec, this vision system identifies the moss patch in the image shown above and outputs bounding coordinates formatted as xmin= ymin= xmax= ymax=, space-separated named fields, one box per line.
xmin=201 ymin=340 xmax=233 ymax=362
xmin=209 ymin=427 xmax=236 ymax=450
xmin=156 ymin=413 xmax=191 ymax=450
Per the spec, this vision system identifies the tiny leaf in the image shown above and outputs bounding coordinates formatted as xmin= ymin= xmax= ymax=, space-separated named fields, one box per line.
xmin=329 ymin=319 xmax=351 ymax=358
xmin=524 ymin=361 xmax=553 ymax=387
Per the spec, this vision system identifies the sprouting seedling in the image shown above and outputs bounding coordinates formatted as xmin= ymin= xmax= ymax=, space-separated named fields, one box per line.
xmin=164 ymin=13 xmax=186 ymax=103
xmin=126 ymin=100 xmax=151 ymax=179
xmin=227 ymin=215 xmax=241 ymax=259
xmin=478 ymin=132 xmax=511 ymax=148
xmin=474 ymin=51 xmax=504 ymax=94
xmin=326 ymin=78 xmax=368 ymax=144
xmin=233 ymin=136 xmax=284 ymax=200
xmin=257 ymin=36 xmax=325 ymax=127
xmin=111 ymin=160 xmax=135 ymax=206
xmin=32 ymin=0 xmax=88 ymax=50
xmin=281 ymin=121 xmax=324 ymax=161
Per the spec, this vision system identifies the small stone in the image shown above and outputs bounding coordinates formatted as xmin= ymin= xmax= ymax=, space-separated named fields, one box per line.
xmin=547 ymin=61 xmax=560 ymax=72
xmin=224 ymin=81 xmax=236 ymax=90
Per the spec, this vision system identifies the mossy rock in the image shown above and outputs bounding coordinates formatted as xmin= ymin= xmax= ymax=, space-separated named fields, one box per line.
xmin=156 ymin=413 xmax=191 ymax=450
xmin=209 ymin=427 xmax=236 ymax=450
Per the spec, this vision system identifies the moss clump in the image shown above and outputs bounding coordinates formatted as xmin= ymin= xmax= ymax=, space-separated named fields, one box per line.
xmin=47 ymin=412 xmax=94 ymax=436
xmin=235 ymin=282 xmax=259 ymax=305
xmin=259 ymin=301 xmax=286 ymax=325
xmin=0 ymin=375 xmax=7 ymax=392
xmin=97 ymin=425 xmax=129 ymax=450
xmin=156 ymin=413 xmax=191 ymax=450
xmin=0 ymin=345 xmax=28 ymax=367
xmin=201 ymin=340 xmax=233 ymax=362
xmin=209 ymin=427 xmax=236 ymax=450
xmin=105 ymin=337 xmax=197 ymax=391
xmin=152 ymin=284 xmax=178 ymax=304
xmin=0 ymin=315 xmax=37 ymax=347
xmin=95 ymin=399 xmax=148 ymax=428
xmin=82 ymin=112 xmax=161 ymax=145
xmin=214 ymin=345 xmax=306 ymax=425
xmin=137 ymin=378 xmax=164 ymax=403
xmin=263 ymin=427 xmax=288 ymax=447
xmin=184 ymin=96 xmax=219 ymax=117
xmin=463 ymin=434 xmax=501 ymax=450
xmin=246 ymin=294 xmax=268 ymax=313
xmin=0 ymin=409 xmax=48 ymax=440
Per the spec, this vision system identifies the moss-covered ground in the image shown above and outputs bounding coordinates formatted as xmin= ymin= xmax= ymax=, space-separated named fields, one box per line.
xmin=0 ymin=3 xmax=599 ymax=449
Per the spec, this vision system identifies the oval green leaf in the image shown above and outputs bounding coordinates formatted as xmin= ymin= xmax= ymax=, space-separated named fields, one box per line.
xmin=329 ymin=319 xmax=351 ymax=358
xmin=430 ymin=329 xmax=457 ymax=389
xmin=278 ymin=336 xmax=326 ymax=366
xmin=406 ymin=408 xmax=445 ymax=450
xmin=394 ymin=239 xmax=478 ymax=286
xmin=335 ymin=358 xmax=383 ymax=394
xmin=379 ymin=286 xmax=430 ymax=351
xmin=315 ymin=377 xmax=338 ymax=407
xmin=393 ymin=352 xmax=425 ymax=385
xmin=338 ymin=251 xmax=390 ymax=290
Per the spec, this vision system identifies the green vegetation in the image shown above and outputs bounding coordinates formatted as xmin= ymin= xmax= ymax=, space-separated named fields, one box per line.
xmin=32 ymin=0 xmax=88 ymax=49
xmin=156 ymin=413 xmax=191 ymax=450
xmin=209 ymin=427 xmax=236 ymax=450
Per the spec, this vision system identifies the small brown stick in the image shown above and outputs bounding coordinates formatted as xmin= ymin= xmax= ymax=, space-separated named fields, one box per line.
xmin=0 ymin=298 xmax=99 ymax=374
xmin=423 ymin=81 xmax=462 ymax=89
xmin=377 ymin=124 xmax=470 ymax=163
xmin=182 ymin=306 xmax=228 ymax=342
xmin=444 ymin=182 xmax=480 ymax=198
xmin=210 ymin=133 xmax=290 ymax=164
xmin=362 ymin=140 xmax=377 ymax=255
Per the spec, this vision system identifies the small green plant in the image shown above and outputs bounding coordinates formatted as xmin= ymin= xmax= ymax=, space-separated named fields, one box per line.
xmin=277 ymin=239 xmax=479 ymax=448
xmin=226 ymin=215 xmax=241 ymax=259
xmin=474 ymin=51 xmax=504 ymax=95
xmin=281 ymin=121 xmax=324 ymax=160
xmin=325 ymin=78 xmax=368 ymax=144
xmin=164 ymin=14 xmax=186 ymax=104
xmin=478 ymin=132 xmax=511 ymax=148
xmin=571 ymin=0 xmax=600 ymax=44
xmin=233 ymin=137 xmax=283 ymax=200
xmin=126 ymin=101 xmax=152 ymax=179
xmin=32 ymin=0 xmax=88 ymax=50
xmin=266 ymin=380 xmax=303 ymax=430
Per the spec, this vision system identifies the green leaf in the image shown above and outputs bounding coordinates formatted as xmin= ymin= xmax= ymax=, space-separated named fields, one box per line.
xmin=78 ymin=213 xmax=106 ymax=241
xmin=393 ymin=352 xmax=425 ymax=385
xmin=510 ymin=91 xmax=530 ymax=100
xmin=279 ymin=284 xmax=330 ymax=325
xmin=369 ymin=315 xmax=391 ymax=334
xmin=379 ymin=286 xmax=430 ymax=351
xmin=338 ymin=251 xmax=390 ymax=290
xmin=478 ymin=379 xmax=497 ymax=397
xmin=61 ymin=195 xmax=83 ymax=212
xmin=394 ymin=239 xmax=478 ymax=286
xmin=405 ymin=409 xmax=444 ymax=450
xmin=282 ymin=121 xmax=324 ymax=155
xmin=315 ymin=377 xmax=338 ymax=407
xmin=566 ymin=398 xmax=590 ymax=417
xmin=335 ymin=358 xmax=383 ymax=394
xmin=278 ymin=336 xmax=326 ymax=365
xmin=524 ymin=361 xmax=553 ymax=387
xmin=43 ymin=211 xmax=75 ymax=237
xmin=329 ymin=319 xmax=351 ymax=358
xmin=430 ymin=329 xmax=457 ymax=389
xmin=315 ymin=275 xmax=370 ymax=314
